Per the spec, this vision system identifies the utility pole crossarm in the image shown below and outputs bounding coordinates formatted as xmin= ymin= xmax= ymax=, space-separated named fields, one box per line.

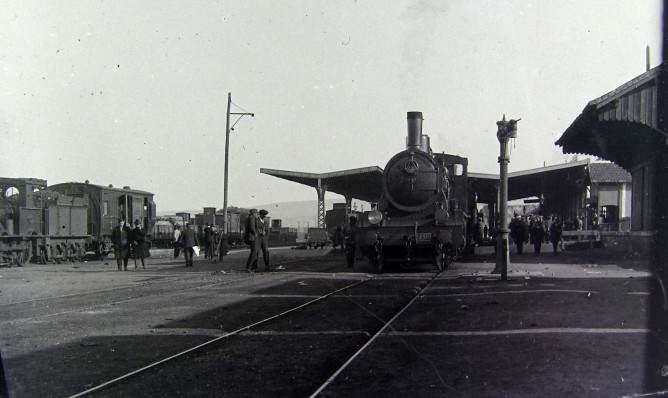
xmin=217 ymin=92 xmax=254 ymax=263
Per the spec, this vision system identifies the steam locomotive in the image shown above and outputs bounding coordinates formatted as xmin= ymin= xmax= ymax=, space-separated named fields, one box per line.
xmin=0 ymin=177 xmax=155 ymax=266
xmin=352 ymin=112 xmax=471 ymax=273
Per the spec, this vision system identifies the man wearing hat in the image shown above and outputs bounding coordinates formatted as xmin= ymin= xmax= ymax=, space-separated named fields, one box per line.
xmin=257 ymin=209 xmax=272 ymax=271
xmin=343 ymin=215 xmax=357 ymax=268
xmin=181 ymin=223 xmax=199 ymax=268
xmin=110 ymin=218 xmax=131 ymax=271
xmin=244 ymin=209 xmax=259 ymax=272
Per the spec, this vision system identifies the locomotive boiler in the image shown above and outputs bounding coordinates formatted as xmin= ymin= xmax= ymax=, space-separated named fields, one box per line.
xmin=352 ymin=112 xmax=470 ymax=272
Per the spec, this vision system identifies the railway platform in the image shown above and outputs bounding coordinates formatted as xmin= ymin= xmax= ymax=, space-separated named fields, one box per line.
xmin=0 ymin=244 xmax=664 ymax=397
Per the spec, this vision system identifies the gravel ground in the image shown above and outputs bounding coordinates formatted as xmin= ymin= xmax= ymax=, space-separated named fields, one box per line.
xmin=1 ymin=245 xmax=665 ymax=397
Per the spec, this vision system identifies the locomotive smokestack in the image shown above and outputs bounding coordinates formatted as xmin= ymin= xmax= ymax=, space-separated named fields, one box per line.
xmin=406 ymin=111 xmax=423 ymax=151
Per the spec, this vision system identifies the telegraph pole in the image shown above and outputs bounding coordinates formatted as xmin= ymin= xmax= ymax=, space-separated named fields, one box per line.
xmin=492 ymin=115 xmax=519 ymax=280
xmin=217 ymin=92 xmax=254 ymax=263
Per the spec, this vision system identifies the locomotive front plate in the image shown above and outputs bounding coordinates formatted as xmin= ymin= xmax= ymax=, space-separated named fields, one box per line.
xmin=417 ymin=233 xmax=431 ymax=241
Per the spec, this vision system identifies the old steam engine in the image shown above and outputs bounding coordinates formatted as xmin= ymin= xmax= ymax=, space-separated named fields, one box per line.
xmin=352 ymin=111 xmax=470 ymax=272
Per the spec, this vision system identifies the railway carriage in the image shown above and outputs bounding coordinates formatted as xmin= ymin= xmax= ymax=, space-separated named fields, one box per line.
xmin=352 ymin=112 xmax=471 ymax=273
xmin=49 ymin=181 xmax=156 ymax=254
xmin=0 ymin=178 xmax=156 ymax=266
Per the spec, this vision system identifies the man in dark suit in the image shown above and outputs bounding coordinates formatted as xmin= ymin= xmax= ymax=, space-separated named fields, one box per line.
xmin=181 ymin=223 xmax=199 ymax=268
xmin=110 ymin=218 xmax=131 ymax=271
xmin=343 ymin=216 xmax=357 ymax=268
xmin=203 ymin=223 xmax=212 ymax=259
xmin=257 ymin=209 xmax=272 ymax=271
xmin=244 ymin=209 xmax=258 ymax=273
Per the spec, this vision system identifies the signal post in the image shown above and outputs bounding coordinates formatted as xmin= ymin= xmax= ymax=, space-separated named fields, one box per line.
xmin=492 ymin=115 xmax=519 ymax=280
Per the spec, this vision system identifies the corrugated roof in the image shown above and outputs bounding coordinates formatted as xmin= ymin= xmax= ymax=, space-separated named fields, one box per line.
xmin=555 ymin=61 xmax=667 ymax=170
xmin=589 ymin=162 xmax=631 ymax=183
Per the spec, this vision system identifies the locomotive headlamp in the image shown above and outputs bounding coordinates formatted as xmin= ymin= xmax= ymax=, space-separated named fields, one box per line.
xmin=368 ymin=210 xmax=383 ymax=225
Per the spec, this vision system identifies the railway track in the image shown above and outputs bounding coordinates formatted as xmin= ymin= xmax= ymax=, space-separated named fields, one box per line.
xmin=2 ymin=250 xmax=436 ymax=397
xmin=66 ymin=277 xmax=378 ymax=397
xmin=57 ymin=270 xmax=441 ymax=397
xmin=2 ymin=248 xmax=658 ymax=397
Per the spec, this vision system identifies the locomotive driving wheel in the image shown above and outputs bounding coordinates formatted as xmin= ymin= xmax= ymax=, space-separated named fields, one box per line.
xmin=12 ymin=248 xmax=28 ymax=267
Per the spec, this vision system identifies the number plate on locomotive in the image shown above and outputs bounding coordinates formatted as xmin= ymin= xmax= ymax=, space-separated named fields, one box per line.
xmin=417 ymin=233 xmax=432 ymax=241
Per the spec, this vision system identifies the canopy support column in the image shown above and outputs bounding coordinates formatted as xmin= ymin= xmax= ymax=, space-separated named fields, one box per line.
xmin=316 ymin=179 xmax=327 ymax=228
xmin=344 ymin=195 xmax=353 ymax=220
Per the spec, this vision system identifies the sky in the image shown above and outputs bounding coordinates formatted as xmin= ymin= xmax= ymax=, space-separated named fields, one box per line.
xmin=1 ymin=1 xmax=664 ymax=214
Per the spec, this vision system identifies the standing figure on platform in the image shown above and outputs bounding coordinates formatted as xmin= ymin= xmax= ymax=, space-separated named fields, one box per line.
xmin=173 ymin=225 xmax=182 ymax=258
xmin=131 ymin=219 xmax=150 ymax=269
xmin=244 ymin=209 xmax=259 ymax=273
xmin=530 ymin=219 xmax=545 ymax=256
xmin=181 ymin=223 xmax=199 ymax=268
xmin=549 ymin=219 xmax=563 ymax=256
xmin=331 ymin=224 xmax=345 ymax=250
xmin=217 ymin=228 xmax=228 ymax=263
xmin=510 ymin=214 xmax=528 ymax=255
xmin=203 ymin=224 xmax=213 ymax=259
xmin=343 ymin=216 xmax=357 ymax=268
xmin=257 ymin=209 xmax=272 ymax=271
xmin=110 ymin=219 xmax=131 ymax=271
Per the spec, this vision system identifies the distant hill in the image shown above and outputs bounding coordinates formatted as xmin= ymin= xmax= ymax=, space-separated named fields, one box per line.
xmin=158 ymin=199 xmax=349 ymax=228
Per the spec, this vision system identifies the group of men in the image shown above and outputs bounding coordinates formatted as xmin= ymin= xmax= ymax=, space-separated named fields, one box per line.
xmin=244 ymin=208 xmax=271 ymax=272
xmin=109 ymin=218 xmax=151 ymax=271
xmin=168 ymin=211 xmax=271 ymax=272
xmin=509 ymin=213 xmax=563 ymax=256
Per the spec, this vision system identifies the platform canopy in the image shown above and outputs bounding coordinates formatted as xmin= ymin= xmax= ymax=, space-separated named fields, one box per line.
xmin=260 ymin=166 xmax=383 ymax=202
xmin=262 ymin=160 xmax=590 ymax=206
xmin=469 ymin=159 xmax=590 ymax=204
xmin=555 ymin=61 xmax=667 ymax=171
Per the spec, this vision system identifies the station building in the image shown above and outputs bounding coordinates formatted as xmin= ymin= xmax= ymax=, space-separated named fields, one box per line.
xmin=556 ymin=59 xmax=668 ymax=254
